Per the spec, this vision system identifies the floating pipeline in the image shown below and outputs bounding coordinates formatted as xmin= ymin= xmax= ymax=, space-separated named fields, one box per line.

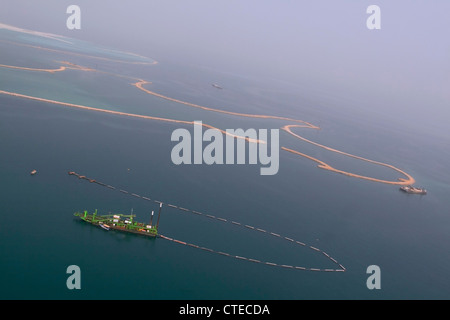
xmin=68 ymin=171 xmax=346 ymax=272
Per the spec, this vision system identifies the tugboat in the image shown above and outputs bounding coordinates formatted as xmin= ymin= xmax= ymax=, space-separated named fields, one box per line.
xmin=400 ymin=185 xmax=427 ymax=195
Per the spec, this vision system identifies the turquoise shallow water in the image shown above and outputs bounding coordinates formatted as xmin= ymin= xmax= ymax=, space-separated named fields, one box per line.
xmin=1 ymin=29 xmax=450 ymax=300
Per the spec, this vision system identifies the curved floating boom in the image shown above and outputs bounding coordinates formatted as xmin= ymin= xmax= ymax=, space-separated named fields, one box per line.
xmin=69 ymin=171 xmax=346 ymax=272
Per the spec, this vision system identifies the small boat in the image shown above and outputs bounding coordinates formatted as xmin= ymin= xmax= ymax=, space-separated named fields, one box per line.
xmin=30 ymin=170 xmax=37 ymax=175
xmin=99 ymin=223 xmax=110 ymax=231
xmin=211 ymin=83 xmax=223 ymax=89
xmin=400 ymin=185 xmax=427 ymax=195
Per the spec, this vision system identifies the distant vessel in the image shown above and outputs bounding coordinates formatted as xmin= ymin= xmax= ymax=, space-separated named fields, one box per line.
xmin=30 ymin=169 xmax=37 ymax=175
xmin=74 ymin=205 xmax=162 ymax=237
xmin=400 ymin=185 xmax=427 ymax=195
xmin=211 ymin=83 xmax=223 ymax=89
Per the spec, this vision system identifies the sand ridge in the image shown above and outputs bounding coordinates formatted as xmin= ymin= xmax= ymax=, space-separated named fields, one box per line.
xmin=0 ymin=59 xmax=416 ymax=185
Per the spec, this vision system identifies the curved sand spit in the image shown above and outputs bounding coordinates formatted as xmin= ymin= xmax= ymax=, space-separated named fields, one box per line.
xmin=0 ymin=39 xmax=158 ymax=65
xmin=281 ymin=124 xmax=415 ymax=185
xmin=0 ymin=89 xmax=263 ymax=144
xmin=0 ymin=61 xmax=415 ymax=185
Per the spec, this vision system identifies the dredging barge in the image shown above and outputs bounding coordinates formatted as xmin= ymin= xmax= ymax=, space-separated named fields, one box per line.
xmin=74 ymin=204 xmax=162 ymax=237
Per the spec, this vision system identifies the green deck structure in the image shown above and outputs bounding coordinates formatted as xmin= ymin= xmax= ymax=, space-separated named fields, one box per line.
xmin=74 ymin=209 xmax=159 ymax=237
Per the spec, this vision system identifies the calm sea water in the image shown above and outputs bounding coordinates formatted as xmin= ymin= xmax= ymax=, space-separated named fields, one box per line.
xmin=1 ymin=30 xmax=449 ymax=300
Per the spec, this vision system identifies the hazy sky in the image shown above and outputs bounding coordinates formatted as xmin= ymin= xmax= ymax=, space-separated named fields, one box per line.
xmin=2 ymin=1 xmax=450 ymax=136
